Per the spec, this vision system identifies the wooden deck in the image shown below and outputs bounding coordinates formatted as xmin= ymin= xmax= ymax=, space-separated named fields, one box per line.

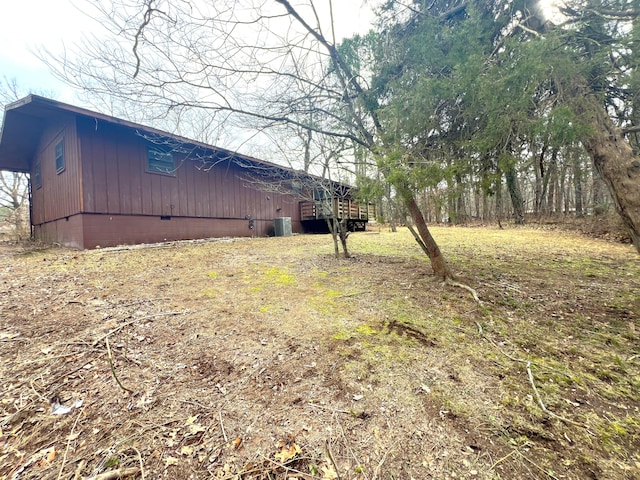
xmin=300 ymin=199 xmax=376 ymax=222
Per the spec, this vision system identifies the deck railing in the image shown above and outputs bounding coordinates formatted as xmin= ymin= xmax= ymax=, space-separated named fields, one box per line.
xmin=300 ymin=199 xmax=376 ymax=221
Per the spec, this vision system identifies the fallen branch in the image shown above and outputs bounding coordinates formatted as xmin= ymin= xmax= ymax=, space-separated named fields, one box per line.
xmin=489 ymin=449 xmax=518 ymax=471
xmin=72 ymin=460 xmax=86 ymax=480
xmin=57 ymin=408 xmax=84 ymax=480
xmin=219 ymin=409 xmax=228 ymax=443
xmin=89 ymin=467 xmax=141 ymax=480
xmin=105 ymin=337 xmax=134 ymax=394
xmin=526 ymin=362 xmax=583 ymax=427
xmin=308 ymin=403 xmax=351 ymax=415
xmin=325 ymin=440 xmax=342 ymax=480
xmin=371 ymin=448 xmax=389 ymax=480
xmin=256 ymin=453 xmax=318 ymax=479
xmin=132 ymin=446 xmax=145 ymax=480
xmin=477 ymin=325 xmax=588 ymax=429
xmin=480 ymin=330 xmax=574 ymax=380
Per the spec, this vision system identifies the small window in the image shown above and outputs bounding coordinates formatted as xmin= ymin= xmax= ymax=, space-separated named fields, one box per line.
xmin=314 ymin=188 xmax=330 ymax=201
xmin=34 ymin=164 xmax=42 ymax=189
xmin=291 ymin=180 xmax=302 ymax=195
xmin=55 ymin=140 xmax=65 ymax=173
xmin=147 ymin=146 xmax=175 ymax=175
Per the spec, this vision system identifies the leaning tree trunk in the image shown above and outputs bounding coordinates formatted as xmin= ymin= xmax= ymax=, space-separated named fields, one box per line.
xmin=578 ymin=98 xmax=640 ymax=252
xmin=403 ymin=192 xmax=453 ymax=280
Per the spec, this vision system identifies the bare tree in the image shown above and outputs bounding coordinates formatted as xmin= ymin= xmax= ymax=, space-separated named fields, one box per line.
xmin=235 ymin=129 xmax=356 ymax=259
xmin=0 ymin=172 xmax=29 ymax=237
xmin=0 ymin=77 xmax=38 ymax=237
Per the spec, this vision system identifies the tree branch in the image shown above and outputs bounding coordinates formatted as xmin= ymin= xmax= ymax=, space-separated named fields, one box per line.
xmin=132 ymin=0 xmax=158 ymax=78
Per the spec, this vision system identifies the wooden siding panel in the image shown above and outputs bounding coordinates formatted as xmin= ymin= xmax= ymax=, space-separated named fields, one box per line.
xmin=81 ymin=122 xmax=94 ymax=213
xmin=66 ymin=116 xmax=318 ymax=248
xmin=116 ymin=139 xmax=132 ymax=214
xmin=104 ymin=134 xmax=121 ymax=213
xmin=159 ymin=175 xmax=173 ymax=216
xmin=31 ymin=117 xmax=82 ymax=225
xmin=168 ymin=166 xmax=180 ymax=217
xmin=192 ymin=164 xmax=206 ymax=217
xmin=212 ymin=164 xmax=224 ymax=217
xmin=239 ymin=170 xmax=247 ymax=219
xmin=217 ymin=164 xmax=227 ymax=218
xmin=178 ymin=159 xmax=188 ymax=217
xmin=140 ymin=154 xmax=153 ymax=215
xmin=216 ymin=165 xmax=226 ymax=217
xmin=206 ymin=165 xmax=214 ymax=217
xmin=148 ymin=171 xmax=161 ymax=215
xmin=130 ymin=142 xmax=143 ymax=214
xmin=91 ymin=130 xmax=109 ymax=213
xmin=227 ymin=163 xmax=236 ymax=218
xmin=229 ymin=165 xmax=239 ymax=218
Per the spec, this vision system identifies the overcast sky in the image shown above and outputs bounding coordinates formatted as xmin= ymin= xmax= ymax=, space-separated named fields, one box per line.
xmin=0 ymin=0 xmax=87 ymax=101
xmin=0 ymin=0 xmax=376 ymax=105
xmin=1 ymin=0 xmax=560 ymax=108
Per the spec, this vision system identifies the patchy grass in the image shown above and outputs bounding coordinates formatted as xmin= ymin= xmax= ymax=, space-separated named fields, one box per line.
xmin=0 ymin=226 xmax=638 ymax=480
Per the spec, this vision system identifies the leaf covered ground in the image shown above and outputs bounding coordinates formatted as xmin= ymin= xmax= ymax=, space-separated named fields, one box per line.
xmin=1 ymin=226 xmax=639 ymax=480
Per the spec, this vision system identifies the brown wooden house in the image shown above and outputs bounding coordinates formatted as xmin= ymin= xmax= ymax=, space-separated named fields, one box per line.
xmin=0 ymin=95 xmax=374 ymax=249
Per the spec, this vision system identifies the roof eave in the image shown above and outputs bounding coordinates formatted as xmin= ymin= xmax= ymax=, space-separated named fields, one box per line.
xmin=0 ymin=96 xmax=46 ymax=172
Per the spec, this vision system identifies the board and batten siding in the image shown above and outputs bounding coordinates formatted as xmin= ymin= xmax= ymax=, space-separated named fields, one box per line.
xmin=77 ymin=117 xmax=301 ymax=223
xmin=31 ymin=117 xmax=82 ymax=225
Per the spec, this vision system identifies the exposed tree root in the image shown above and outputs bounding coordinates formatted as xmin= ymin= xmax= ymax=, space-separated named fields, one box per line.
xmin=443 ymin=277 xmax=482 ymax=304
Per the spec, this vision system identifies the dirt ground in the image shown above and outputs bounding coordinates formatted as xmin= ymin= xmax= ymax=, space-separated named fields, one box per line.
xmin=1 ymin=226 xmax=639 ymax=480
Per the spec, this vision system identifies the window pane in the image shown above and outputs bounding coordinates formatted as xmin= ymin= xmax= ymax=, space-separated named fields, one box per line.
xmin=147 ymin=147 xmax=174 ymax=175
xmin=34 ymin=164 xmax=42 ymax=189
xmin=55 ymin=140 xmax=65 ymax=173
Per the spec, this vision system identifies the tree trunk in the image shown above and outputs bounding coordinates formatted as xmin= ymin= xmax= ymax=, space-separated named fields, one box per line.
xmin=579 ymin=100 xmax=640 ymax=252
xmin=455 ymin=173 xmax=466 ymax=223
xmin=446 ymin=177 xmax=456 ymax=223
xmin=534 ymin=145 xmax=547 ymax=215
xmin=404 ymin=192 xmax=453 ymax=279
xmin=544 ymin=148 xmax=559 ymax=215
xmin=505 ymin=165 xmax=525 ymax=224
xmin=573 ymin=153 xmax=584 ymax=216
xmin=326 ymin=218 xmax=340 ymax=258
xmin=495 ymin=173 xmax=504 ymax=227
xmin=561 ymin=163 xmax=570 ymax=215
xmin=339 ymin=219 xmax=350 ymax=258
xmin=482 ymin=191 xmax=488 ymax=221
